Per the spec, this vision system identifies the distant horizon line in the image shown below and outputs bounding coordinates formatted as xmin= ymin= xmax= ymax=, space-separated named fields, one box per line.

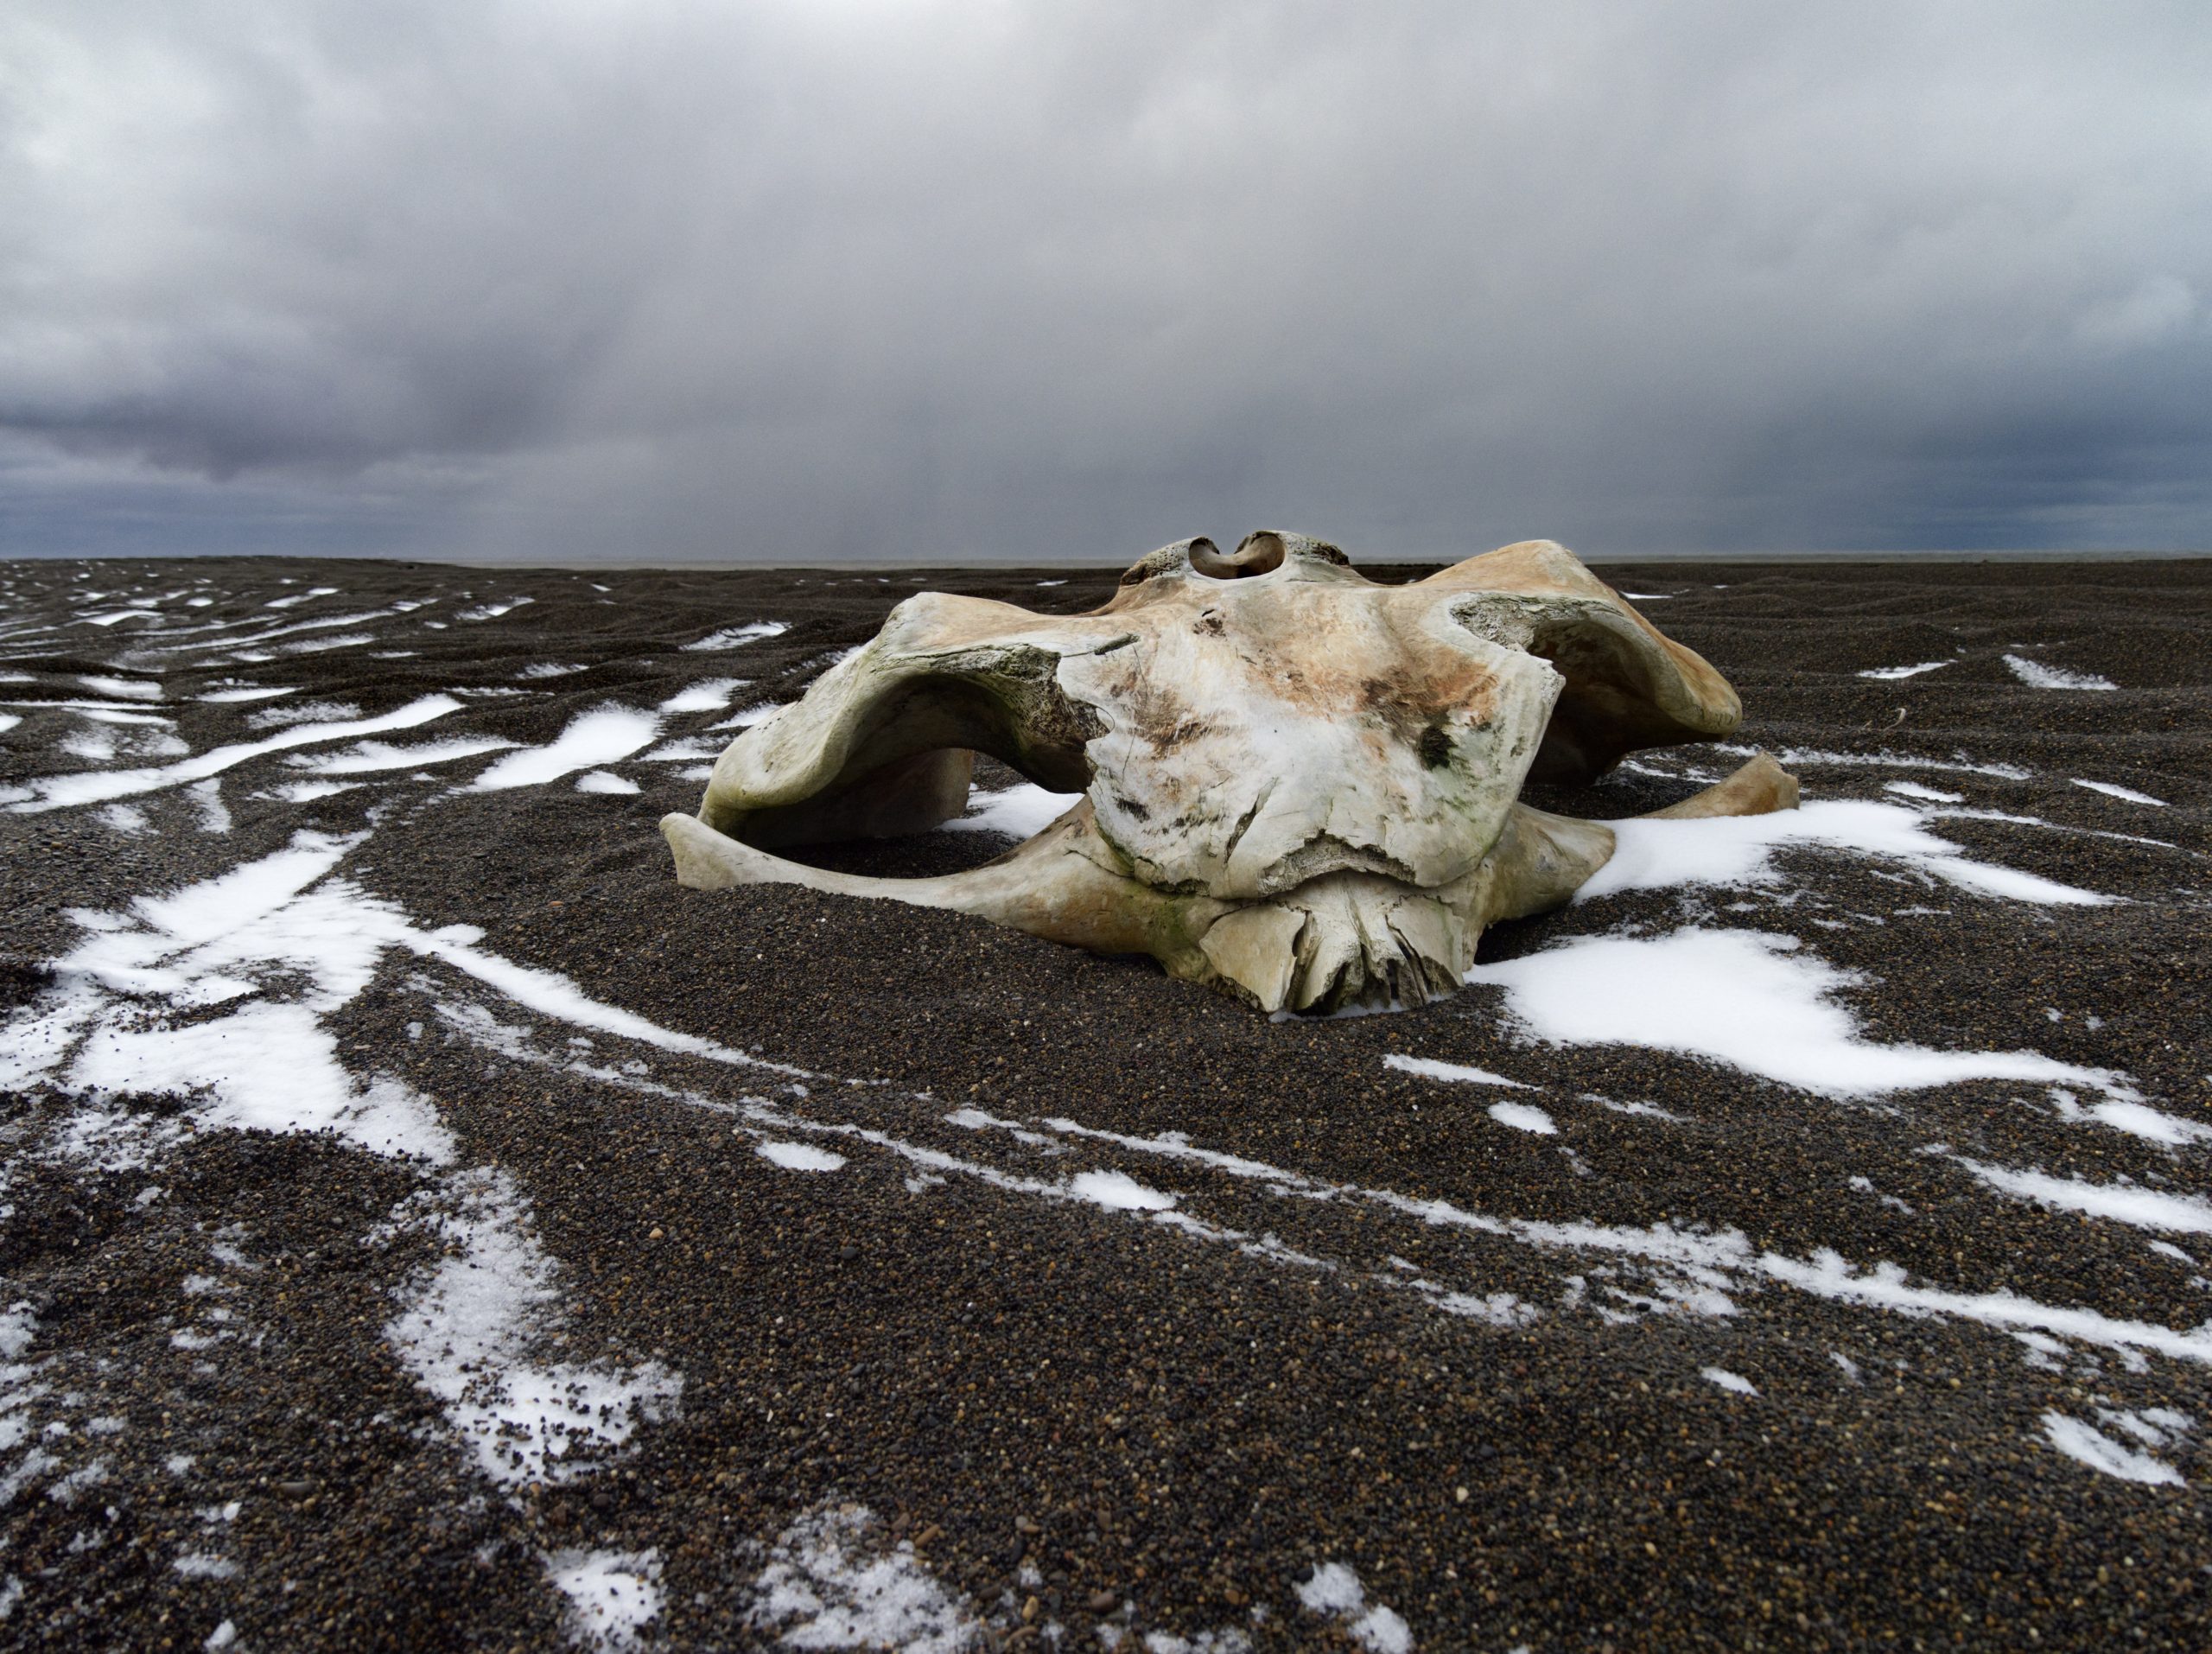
xmin=4 ymin=546 xmax=2212 ymax=570
xmin=5 ymin=544 xmax=2209 ymax=571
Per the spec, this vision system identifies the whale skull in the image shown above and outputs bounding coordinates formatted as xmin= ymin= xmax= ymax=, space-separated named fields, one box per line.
xmin=662 ymin=533 xmax=1796 ymax=1014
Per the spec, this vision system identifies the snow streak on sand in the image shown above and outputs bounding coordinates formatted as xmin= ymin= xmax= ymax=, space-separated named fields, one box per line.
xmin=289 ymin=736 xmax=518 ymax=776
xmin=2041 ymin=1414 xmax=2184 ymax=1485
xmin=747 ymin=1505 xmax=978 ymax=1654
xmin=2004 ymin=654 xmax=2116 ymax=691
xmin=6 ymin=696 xmax=462 ymax=811
xmin=1485 ymin=1102 xmax=1557 ymax=1136
xmin=1580 ymin=799 xmax=2108 ymax=907
xmin=2044 ymin=1088 xmax=2212 ymax=1148
xmin=0 ymin=833 xmax=684 ymax=1643
xmin=1069 ymin=1170 xmax=1179 ymax=1212
xmin=1382 ymin=1054 xmax=1532 ymax=1090
xmin=1950 ymin=1160 xmax=2212 ymax=1234
xmin=387 ymin=1169 xmax=681 ymax=1488
xmin=1858 ymin=661 xmax=1952 ymax=680
xmin=756 ymin=1141 xmax=847 ymax=1173
xmin=469 ymin=707 xmax=662 ymax=791
xmin=457 ymin=598 xmax=534 ymax=622
xmin=2072 ymin=778 xmax=2168 ymax=807
xmin=1466 ymin=930 xmax=2134 ymax=1101
xmin=1713 ymin=742 xmax=2031 ymax=781
xmin=682 ymin=622 xmax=788 ymax=652
xmin=575 ymin=771 xmax=641 ymax=795
xmin=1297 ymin=1562 xmax=1411 ymax=1654
xmin=656 ymin=678 xmax=747 ymax=715
xmin=543 ymin=1549 xmax=664 ymax=1649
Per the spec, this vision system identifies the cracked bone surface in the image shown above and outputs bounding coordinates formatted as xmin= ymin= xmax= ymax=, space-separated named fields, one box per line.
xmin=662 ymin=533 xmax=1797 ymax=1015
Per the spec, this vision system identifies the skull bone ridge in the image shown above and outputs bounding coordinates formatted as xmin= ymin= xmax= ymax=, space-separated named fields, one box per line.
xmin=663 ymin=531 xmax=1796 ymax=1015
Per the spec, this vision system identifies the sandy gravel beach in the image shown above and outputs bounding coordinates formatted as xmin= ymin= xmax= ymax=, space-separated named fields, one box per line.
xmin=1 ymin=553 xmax=2208 ymax=1651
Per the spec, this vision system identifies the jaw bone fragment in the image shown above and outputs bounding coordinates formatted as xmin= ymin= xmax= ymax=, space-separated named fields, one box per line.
xmin=662 ymin=533 xmax=1797 ymax=1015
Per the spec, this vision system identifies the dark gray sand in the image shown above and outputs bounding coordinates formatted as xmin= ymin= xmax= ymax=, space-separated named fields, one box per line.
xmin=1 ymin=555 xmax=2207 ymax=1651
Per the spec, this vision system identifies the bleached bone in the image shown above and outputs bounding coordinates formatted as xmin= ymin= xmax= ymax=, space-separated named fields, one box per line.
xmin=664 ymin=533 xmax=1797 ymax=1014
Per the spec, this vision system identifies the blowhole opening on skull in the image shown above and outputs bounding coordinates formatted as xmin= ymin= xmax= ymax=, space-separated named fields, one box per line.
xmin=663 ymin=534 xmax=1796 ymax=1015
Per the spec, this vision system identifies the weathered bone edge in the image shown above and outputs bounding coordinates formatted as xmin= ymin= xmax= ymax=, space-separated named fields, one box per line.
xmin=663 ymin=534 xmax=1798 ymax=1015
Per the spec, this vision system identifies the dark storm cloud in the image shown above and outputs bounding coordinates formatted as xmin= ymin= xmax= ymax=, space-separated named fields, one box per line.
xmin=3 ymin=1 xmax=2209 ymax=561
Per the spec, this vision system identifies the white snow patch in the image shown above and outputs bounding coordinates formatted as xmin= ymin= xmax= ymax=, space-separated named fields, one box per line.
xmin=656 ymin=678 xmax=747 ymax=714
xmin=1069 ymin=1170 xmax=1178 ymax=1212
xmin=0 ymin=830 xmax=454 ymax=1160
xmin=747 ymin=1504 xmax=977 ymax=1653
xmin=2072 ymin=779 xmax=2167 ymax=807
xmin=2005 ymin=655 xmax=2116 ymax=691
xmin=187 ymin=780 xmax=232 ymax=833
xmin=196 ymin=685 xmax=296 ymax=703
xmin=2041 ymin=1413 xmax=2183 ymax=1485
xmin=1579 ymin=799 xmax=2107 ymax=907
xmin=1701 ymin=1366 xmax=1758 ymax=1396
xmin=67 ymin=1000 xmax=450 ymax=1160
xmin=1486 ymin=1101 xmax=1557 ymax=1136
xmin=60 ymin=727 xmax=116 ymax=763
xmin=468 ymin=707 xmax=663 ymax=792
xmin=1857 ymin=661 xmax=1952 ymax=680
xmin=575 ymin=771 xmax=641 ymax=796
xmin=246 ymin=700 xmax=361 ymax=729
xmin=1295 ymin=1562 xmax=1410 ymax=1654
xmin=1468 ymin=928 xmax=2133 ymax=1101
xmin=755 ymin=1141 xmax=848 ymax=1173
xmin=78 ymin=675 xmax=162 ymax=700
xmin=1382 ymin=1053 xmax=1533 ymax=1090
xmin=543 ymin=1548 xmax=664 ymax=1649
xmin=710 ymin=703 xmax=782 ymax=729
xmin=203 ymin=1620 xmax=237 ymax=1651
xmin=945 ymin=785 xmax=1082 ymax=839
xmin=172 ymin=1552 xmax=237 ymax=1579
xmin=682 ymin=622 xmax=787 ymax=652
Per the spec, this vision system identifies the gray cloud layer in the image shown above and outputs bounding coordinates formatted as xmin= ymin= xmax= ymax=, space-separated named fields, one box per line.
xmin=4 ymin=1 xmax=2209 ymax=562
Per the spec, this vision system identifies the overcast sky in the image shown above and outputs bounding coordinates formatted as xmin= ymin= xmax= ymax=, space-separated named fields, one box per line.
xmin=4 ymin=2 xmax=2209 ymax=564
